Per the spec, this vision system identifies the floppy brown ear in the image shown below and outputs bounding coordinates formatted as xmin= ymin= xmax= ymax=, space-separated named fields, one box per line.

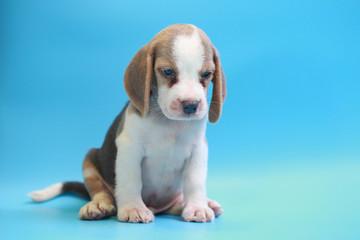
xmin=124 ymin=43 xmax=155 ymax=118
xmin=209 ymin=47 xmax=227 ymax=123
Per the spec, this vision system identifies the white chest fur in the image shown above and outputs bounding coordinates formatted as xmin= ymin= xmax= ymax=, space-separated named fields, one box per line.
xmin=115 ymin=107 xmax=207 ymax=211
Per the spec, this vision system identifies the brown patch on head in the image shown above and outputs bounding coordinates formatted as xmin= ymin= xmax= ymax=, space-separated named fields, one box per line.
xmin=124 ymin=24 xmax=195 ymax=117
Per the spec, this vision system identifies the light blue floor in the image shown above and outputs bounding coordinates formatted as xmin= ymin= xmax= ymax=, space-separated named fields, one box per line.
xmin=1 ymin=0 xmax=360 ymax=239
xmin=1 ymin=160 xmax=359 ymax=240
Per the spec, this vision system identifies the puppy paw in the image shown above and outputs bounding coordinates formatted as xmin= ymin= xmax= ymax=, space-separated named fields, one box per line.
xmin=182 ymin=205 xmax=215 ymax=222
xmin=208 ymin=199 xmax=224 ymax=217
xmin=117 ymin=205 xmax=154 ymax=223
xmin=79 ymin=200 xmax=116 ymax=220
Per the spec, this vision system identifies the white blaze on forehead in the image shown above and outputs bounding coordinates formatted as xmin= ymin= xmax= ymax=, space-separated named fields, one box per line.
xmin=173 ymin=28 xmax=204 ymax=80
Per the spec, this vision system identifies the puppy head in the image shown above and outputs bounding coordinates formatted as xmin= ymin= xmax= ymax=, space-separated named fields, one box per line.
xmin=124 ymin=24 xmax=226 ymax=123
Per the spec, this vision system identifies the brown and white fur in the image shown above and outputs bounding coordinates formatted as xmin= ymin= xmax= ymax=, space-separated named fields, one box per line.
xmin=29 ymin=24 xmax=227 ymax=223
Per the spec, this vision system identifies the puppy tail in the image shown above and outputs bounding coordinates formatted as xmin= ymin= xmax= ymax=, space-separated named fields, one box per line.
xmin=28 ymin=182 xmax=90 ymax=202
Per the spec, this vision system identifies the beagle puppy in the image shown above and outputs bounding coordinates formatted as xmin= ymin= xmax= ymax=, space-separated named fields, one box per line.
xmin=29 ymin=24 xmax=227 ymax=223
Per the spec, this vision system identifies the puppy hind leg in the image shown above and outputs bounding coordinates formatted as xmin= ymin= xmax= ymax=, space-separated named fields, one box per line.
xmin=79 ymin=148 xmax=116 ymax=220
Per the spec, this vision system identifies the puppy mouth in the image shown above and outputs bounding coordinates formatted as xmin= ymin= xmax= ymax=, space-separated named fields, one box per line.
xmin=163 ymin=106 xmax=207 ymax=121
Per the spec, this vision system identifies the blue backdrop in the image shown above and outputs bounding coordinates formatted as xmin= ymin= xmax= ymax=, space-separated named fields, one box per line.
xmin=1 ymin=0 xmax=359 ymax=239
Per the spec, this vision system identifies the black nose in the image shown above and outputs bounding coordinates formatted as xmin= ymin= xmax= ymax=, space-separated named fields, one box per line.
xmin=182 ymin=101 xmax=199 ymax=114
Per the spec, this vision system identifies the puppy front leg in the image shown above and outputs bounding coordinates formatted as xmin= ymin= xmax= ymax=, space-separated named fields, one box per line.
xmin=182 ymin=140 xmax=215 ymax=222
xmin=115 ymin=138 xmax=154 ymax=223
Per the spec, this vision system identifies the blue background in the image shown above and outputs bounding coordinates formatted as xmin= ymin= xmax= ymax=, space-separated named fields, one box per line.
xmin=1 ymin=0 xmax=359 ymax=239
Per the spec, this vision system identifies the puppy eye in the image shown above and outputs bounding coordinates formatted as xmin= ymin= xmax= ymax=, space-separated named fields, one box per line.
xmin=163 ymin=69 xmax=174 ymax=76
xmin=201 ymin=72 xmax=211 ymax=78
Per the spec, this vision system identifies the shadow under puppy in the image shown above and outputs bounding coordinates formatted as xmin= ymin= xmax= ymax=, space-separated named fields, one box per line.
xmin=29 ymin=24 xmax=227 ymax=223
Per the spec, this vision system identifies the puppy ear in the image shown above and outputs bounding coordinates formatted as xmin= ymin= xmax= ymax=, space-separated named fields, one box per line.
xmin=124 ymin=44 xmax=155 ymax=118
xmin=209 ymin=47 xmax=227 ymax=123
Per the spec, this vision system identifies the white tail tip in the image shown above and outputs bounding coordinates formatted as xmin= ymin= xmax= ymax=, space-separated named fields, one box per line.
xmin=28 ymin=183 xmax=63 ymax=202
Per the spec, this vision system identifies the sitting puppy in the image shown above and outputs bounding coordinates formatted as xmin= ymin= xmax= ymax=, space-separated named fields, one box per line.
xmin=29 ymin=24 xmax=227 ymax=223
